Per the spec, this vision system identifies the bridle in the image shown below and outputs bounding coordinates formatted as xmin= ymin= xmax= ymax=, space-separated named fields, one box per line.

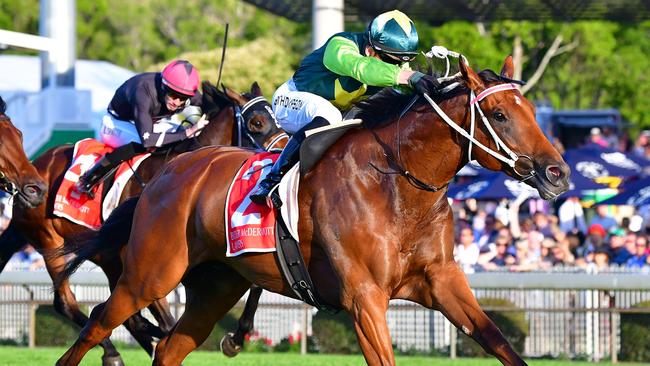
xmin=371 ymin=81 xmax=536 ymax=193
xmin=234 ymin=96 xmax=288 ymax=151
xmin=423 ymin=82 xmax=536 ymax=181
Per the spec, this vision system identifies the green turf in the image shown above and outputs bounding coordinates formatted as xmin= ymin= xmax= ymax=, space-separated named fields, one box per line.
xmin=0 ymin=346 xmax=647 ymax=365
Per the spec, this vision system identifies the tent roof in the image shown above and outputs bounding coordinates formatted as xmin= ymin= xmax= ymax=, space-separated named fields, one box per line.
xmin=243 ymin=0 xmax=650 ymax=24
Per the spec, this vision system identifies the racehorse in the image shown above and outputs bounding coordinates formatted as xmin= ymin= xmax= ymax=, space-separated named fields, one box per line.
xmin=56 ymin=56 xmax=570 ymax=366
xmin=0 ymin=96 xmax=47 ymax=209
xmin=0 ymin=82 xmax=285 ymax=366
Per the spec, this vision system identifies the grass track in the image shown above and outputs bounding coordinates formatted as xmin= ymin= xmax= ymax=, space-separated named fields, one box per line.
xmin=0 ymin=347 xmax=647 ymax=365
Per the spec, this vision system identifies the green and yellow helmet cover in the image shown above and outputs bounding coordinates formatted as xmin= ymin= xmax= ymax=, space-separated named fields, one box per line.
xmin=368 ymin=10 xmax=418 ymax=56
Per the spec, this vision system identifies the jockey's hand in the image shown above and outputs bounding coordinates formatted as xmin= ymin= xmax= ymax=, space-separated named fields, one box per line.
xmin=185 ymin=114 xmax=209 ymax=137
xmin=195 ymin=114 xmax=209 ymax=129
xmin=408 ymin=71 xmax=441 ymax=96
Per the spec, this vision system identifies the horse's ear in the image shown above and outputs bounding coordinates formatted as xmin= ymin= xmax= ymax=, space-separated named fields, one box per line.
xmin=223 ymin=86 xmax=246 ymax=106
xmin=459 ymin=56 xmax=484 ymax=91
xmin=500 ymin=55 xmax=515 ymax=79
xmin=250 ymin=82 xmax=262 ymax=97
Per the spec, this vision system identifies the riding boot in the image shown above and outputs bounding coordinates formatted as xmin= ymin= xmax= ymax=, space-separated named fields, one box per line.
xmin=76 ymin=142 xmax=145 ymax=198
xmin=249 ymin=136 xmax=301 ymax=208
xmin=75 ymin=156 xmax=116 ymax=199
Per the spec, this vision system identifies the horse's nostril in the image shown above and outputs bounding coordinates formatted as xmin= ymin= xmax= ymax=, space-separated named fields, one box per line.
xmin=546 ymin=166 xmax=563 ymax=183
xmin=23 ymin=184 xmax=43 ymax=198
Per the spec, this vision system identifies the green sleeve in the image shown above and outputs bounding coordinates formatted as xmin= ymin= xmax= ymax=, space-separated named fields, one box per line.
xmin=322 ymin=36 xmax=401 ymax=87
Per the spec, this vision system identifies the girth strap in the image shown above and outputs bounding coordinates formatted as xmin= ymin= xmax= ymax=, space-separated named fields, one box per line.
xmin=275 ymin=215 xmax=339 ymax=314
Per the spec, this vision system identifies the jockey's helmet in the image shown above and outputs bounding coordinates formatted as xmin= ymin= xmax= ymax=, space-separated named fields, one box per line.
xmin=161 ymin=60 xmax=200 ymax=97
xmin=367 ymin=10 xmax=418 ymax=64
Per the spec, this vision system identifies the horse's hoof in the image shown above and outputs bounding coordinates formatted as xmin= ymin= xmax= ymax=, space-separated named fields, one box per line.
xmin=102 ymin=355 xmax=125 ymax=366
xmin=220 ymin=332 xmax=242 ymax=358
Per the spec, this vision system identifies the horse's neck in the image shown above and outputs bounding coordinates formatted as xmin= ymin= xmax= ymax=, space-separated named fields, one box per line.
xmin=195 ymin=107 xmax=234 ymax=147
xmin=384 ymin=97 xmax=471 ymax=188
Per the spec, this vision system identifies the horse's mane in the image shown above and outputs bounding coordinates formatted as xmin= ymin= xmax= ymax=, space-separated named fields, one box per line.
xmin=0 ymin=96 xmax=6 ymax=115
xmin=201 ymin=81 xmax=233 ymax=120
xmin=353 ymin=69 xmax=523 ymax=128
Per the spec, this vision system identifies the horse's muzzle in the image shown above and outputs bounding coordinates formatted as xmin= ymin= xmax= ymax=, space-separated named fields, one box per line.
xmin=532 ymin=162 xmax=570 ymax=200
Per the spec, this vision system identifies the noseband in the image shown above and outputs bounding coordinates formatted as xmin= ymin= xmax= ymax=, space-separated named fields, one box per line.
xmin=234 ymin=96 xmax=288 ymax=151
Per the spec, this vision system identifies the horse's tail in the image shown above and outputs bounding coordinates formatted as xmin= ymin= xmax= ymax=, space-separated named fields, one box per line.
xmin=53 ymin=197 xmax=140 ymax=288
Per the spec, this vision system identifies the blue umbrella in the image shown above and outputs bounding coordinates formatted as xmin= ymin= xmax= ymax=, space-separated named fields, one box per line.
xmin=598 ymin=177 xmax=650 ymax=206
xmin=563 ymin=143 xmax=650 ymax=180
xmin=449 ymin=172 xmax=540 ymax=200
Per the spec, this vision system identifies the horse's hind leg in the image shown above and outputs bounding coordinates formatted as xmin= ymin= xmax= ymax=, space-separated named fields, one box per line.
xmin=148 ymin=297 xmax=176 ymax=335
xmin=427 ymin=263 xmax=527 ymax=366
xmin=221 ymin=284 xmax=262 ymax=357
xmin=48 ymin=254 xmax=124 ymax=366
xmin=154 ymin=265 xmax=250 ymax=366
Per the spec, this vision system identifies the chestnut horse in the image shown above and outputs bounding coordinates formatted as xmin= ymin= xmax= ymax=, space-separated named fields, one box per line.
xmin=57 ymin=56 xmax=570 ymax=366
xmin=0 ymin=96 xmax=47 ymax=209
xmin=0 ymin=82 xmax=285 ymax=365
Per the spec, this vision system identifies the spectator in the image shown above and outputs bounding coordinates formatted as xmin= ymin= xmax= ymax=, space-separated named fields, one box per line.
xmin=533 ymin=212 xmax=554 ymax=238
xmin=8 ymin=245 xmax=45 ymax=271
xmin=589 ymin=205 xmax=617 ymax=232
xmin=510 ymin=239 xmax=539 ymax=271
xmin=609 ymin=228 xmax=632 ymax=265
xmin=625 ymin=235 xmax=648 ymax=268
xmin=478 ymin=233 xmax=512 ymax=270
xmin=454 ymin=227 xmax=480 ymax=273
xmin=632 ymin=130 xmax=650 ymax=158
xmin=589 ymin=127 xmax=609 ymax=147
xmin=558 ymin=197 xmax=587 ymax=235
xmin=591 ymin=245 xmax=612 ymax=271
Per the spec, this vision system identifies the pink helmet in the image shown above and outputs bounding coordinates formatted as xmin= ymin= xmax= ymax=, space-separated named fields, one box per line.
xmin=161 ymin=60 xmax=200 ymax=97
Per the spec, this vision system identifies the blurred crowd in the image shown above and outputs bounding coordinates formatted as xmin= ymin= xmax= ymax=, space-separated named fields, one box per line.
xmin=453 ymin=127 xmax=650 ymax=273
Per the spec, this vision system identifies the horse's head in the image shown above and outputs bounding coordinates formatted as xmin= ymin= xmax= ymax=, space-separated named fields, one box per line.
xmin=201 ymin=81 xmax=287 ymax=150
xmin=224 ymin=82 xmax=287 ymax=150
xmin=0 ymin=97 xmax=47 ymax=208
xmin=456 ymin=56 xmax=570 ymax=199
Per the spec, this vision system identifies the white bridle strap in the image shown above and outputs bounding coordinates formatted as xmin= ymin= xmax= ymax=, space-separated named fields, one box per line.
xmin=470 ymin=83 xmax=519 ymax=105
xmin=240 ymin=96 xmax=267 ymax=115
xmin=422 ymin=84 xmax=521 ymax=168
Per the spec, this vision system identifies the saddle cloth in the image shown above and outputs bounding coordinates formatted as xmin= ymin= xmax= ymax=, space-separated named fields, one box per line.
xmin=225 ymin=151 xmax=300 ymax=257
xmin=53 ymin=138 xmax=150 ymax=230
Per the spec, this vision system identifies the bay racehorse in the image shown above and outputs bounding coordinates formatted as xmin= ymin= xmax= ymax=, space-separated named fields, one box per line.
xmin=56 ymin=56 xmax=570 ymax=366
xmin=0 ymin=82 xmax=285 ymax=366
xmin=0 ymin=95 xmax=47 ymax=209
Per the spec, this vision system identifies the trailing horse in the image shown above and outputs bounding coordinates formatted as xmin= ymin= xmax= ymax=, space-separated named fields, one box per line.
xmin=57 ymin=56 xmax=569 ymax=366
xmin=0 ymin=82 xmax=285 ymax=366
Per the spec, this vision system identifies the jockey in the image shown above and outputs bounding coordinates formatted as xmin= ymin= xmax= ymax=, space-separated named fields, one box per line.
xmin=250 ymin=9 xmax=440 ymax=208
xmin=76 ymin=59 xmax=208 ymax=197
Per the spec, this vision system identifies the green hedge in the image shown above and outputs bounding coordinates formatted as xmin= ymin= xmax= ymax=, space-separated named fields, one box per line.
xmin=457 ymin=298 xmax=529 ymax=357
xmin=311 ymin=310 xmax=359 ymax=354
xmin=620 ymin=300 xmax=650 ymax=362
xmin=35 ymin=305 xmax=84 ymax=347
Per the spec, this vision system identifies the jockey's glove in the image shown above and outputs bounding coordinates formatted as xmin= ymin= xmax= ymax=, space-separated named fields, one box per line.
xmin=408 ymin=72 xmax=441 ymax=95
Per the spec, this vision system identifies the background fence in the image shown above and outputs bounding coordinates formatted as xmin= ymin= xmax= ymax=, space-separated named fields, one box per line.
xmin=2 ymin=266 xmax=650 ymax=363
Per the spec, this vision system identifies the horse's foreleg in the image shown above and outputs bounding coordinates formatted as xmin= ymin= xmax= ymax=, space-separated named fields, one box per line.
xmin=426 ymin=263 xmax=527 ymax=366
xmin=153 ymin=267 xmax=250 ymax=366
xmin=344 ymin=284 xmax=395 ymax=366
xmin=221 ymin=284 xmax=262 ymax=357
xmin=148 ymin=297 xmax=176 ymax=335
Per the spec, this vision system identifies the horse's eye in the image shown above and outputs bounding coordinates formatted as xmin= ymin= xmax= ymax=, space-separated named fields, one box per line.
xmin=493 ymin=111 xmax=507 ymax=122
